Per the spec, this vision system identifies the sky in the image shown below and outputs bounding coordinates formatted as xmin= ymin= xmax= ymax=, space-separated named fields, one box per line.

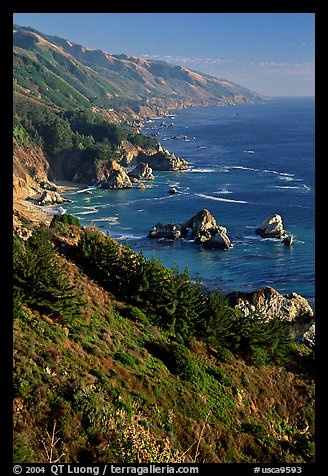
xmin=13 ymin=13 xmax=315 ymax=97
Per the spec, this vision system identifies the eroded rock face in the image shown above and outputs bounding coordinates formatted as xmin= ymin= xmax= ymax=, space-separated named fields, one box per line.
xmin=226 ymin=286 xmax=314 ymax=323
xmin=183 ymin=209 xmax=232 ymax=249
xmin=202 ymin=227 xmax=232 ymax=249
xmin=255 ymin=214 xmax=286 ymax=239
xmin=128 ymin=162 xmax=154 ymax=181
xmin=148 ymin=209 xmax=232 ymax=249
xmin=98 ymin=160 xmax=132 ymax=189
xmin=139 ymin=145 xmax=188 ymax=171
xmin=183 ymin=209 xmax=219 ymax=243
xmin=300 ymin=322 xmax=315 ymax=348
xmin=38 ymin=190 xmax=66 ymax=205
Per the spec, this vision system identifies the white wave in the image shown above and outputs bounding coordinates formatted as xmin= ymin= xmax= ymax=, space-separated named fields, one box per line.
xmin=224 ymin=165 xmax=261 ymax=173
xmin=277 ymin=175 xmax=300 ymax=182
xmin=263 ymin=169 xmax=294 ymax=177
xmin=41 ymin=205 xmax=67 ymax=215
xmin=195 ymin=193 xmax=248 ymax=204
xmin=272 ymin=185 xmax=303 ymax=190
xmin=76 ymin=209 xmax=99 ymax=215
xmin=91 ymin=217 xmax=119 ymax=223
xmin=187 ymin=168 xmax=216 ymax=173
xmin=71 ymin=187 xmax=97 ymax=194
xmin=79 ymin=206 xmax=100 ymax=210
xmin=243 ymin=150 xmax=255 ymax=153
xmin=213 ymin=189 xmax=232 ymax=195
xmin=116 ymin=234 xmax=144 ymax=240
xmin=224 ymin=165 xmax=297 ymax=179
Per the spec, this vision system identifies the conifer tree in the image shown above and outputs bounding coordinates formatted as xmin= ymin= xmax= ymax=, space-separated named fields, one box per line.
xmin=13 ymin=226 xmax=83 ymax=322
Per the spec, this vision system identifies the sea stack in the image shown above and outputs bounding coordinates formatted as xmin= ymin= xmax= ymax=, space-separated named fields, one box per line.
xmin=255 ymin=214 xmax=286 ymax=239
xmin=148 ymin=209 xmax=232 ymax=250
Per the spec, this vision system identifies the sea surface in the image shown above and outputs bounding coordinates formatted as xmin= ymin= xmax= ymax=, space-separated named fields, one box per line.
xmin=61 ymin=97 xmax=315 ymax=308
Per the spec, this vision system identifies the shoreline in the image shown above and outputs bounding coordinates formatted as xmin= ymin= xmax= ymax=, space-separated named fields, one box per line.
xmin=55 ymin=180 xmax=91 ymax=193
xmin=13 ymin=181 xmax=89 ymax=227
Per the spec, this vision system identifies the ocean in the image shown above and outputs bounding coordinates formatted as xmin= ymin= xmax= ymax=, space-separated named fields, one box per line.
xmin=61 ymin=97 xmax=315 ymax=308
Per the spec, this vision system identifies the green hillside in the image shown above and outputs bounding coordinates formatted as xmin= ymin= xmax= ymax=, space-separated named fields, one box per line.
xmin=13 ymin=219 xmax=314 ymax=464
xmin=13 ymin=25 xmax=263 ymax=114
xmin=12 ymin=24 xmax=314 ymax=465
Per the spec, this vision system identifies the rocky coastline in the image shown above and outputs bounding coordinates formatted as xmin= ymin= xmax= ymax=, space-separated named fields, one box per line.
xmin=13 ymin=192 xmax=315 ymax=347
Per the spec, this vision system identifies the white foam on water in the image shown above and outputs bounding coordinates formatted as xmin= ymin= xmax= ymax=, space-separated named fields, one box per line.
xmin=213 ymin=189 xmax=233 ymax=195
xmin=195 ymin=193 xmax=248 ymax=204
xmin=76 ymin=209 xmax=99 ymax=215
xmin=187 ymin=168 xmax=216 ymax=173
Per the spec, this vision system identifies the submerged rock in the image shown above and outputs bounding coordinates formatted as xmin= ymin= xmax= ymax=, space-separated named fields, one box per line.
xmin=255 ymin=214 xmax=286 ymax=239
xmin=226 ymin=286 xmax=314 ymax=323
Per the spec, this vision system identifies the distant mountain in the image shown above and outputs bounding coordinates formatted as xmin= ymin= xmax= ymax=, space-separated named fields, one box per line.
xmin=13 ymin=24 xmax=264 ymax=116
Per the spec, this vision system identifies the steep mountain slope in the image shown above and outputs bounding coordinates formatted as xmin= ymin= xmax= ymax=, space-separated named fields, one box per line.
xmin=13 ymin=221 xmax=315 ymax=464
xmin=13 ymin=25 xmax=263 ymax=115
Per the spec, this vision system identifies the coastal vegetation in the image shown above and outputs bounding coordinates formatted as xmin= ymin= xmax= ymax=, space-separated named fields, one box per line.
xmin=12 ymin=25 xmax=314 ymax=465
xmin=13 ymin=105 xmax=157 ymax=184
xmin=13 ymin=218 xmax=315 ymax=463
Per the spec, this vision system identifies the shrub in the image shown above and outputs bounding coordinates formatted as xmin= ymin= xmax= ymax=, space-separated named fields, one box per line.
xmin=114 ymin=416 xmax=185 ymax=463
xmin=114 ymin=351 xmax=136 ymax=368
xmin=51 ymin=214 xmax=81 ymax=228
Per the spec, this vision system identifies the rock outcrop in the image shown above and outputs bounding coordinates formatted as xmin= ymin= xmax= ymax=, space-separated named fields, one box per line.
xmin=183 ymin=209 xmax=219 ymax=243
xmin=139 ymin=144 xmax=188 ymax=171
xmin=300 ymin=322 xmax=315 ymax=348
xmin=226 ymin=286 xmax=314 ymax=323
xmin=255 ymin=214 xmax=286 ymax=239
xmin=97 ymin=160 xmax=132 ymax=189
xmin=128 ymin=162 xmax=154 ymax=181
xmin=183 ymin=209 xmax=232 ymax=249
xmin=148 ymin=223 xmax=187 ymax=240
xmin=38 ymin=190 xmax=67 ymax=205
xmin=148 ymin=209 xmax=232 ymax=249
xmin=202 ymin=228 xmax=232 ymax=249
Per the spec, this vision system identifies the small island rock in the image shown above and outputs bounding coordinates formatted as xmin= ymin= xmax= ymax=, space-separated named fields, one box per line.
xmin=148 ymin=223 xmax=187 ymax=240
xmin=255 ymin=214 xmax=286 ymax=239
xmin=148 ymin=209 xmax=232 ymax=249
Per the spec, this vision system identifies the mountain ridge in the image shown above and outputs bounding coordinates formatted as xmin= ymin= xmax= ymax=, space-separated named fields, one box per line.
xmin=13 ymin=24 xmax=264 ymax=119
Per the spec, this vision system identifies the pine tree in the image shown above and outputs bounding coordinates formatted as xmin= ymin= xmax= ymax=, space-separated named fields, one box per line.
xmin=13 ymin=226 xmax=83 ymax=322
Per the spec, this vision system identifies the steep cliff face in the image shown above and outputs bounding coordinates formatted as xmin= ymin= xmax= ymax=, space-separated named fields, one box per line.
xmin=13 ymin=139 xmax=51 ymax=200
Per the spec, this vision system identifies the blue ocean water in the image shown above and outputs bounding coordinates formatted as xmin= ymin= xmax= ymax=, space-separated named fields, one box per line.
xmin=61 ymin=97 xmax=315 ymax=307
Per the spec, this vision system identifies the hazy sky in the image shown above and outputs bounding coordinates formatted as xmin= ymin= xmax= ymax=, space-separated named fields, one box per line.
xmin=13 ymin=12 xmax=315 ymax=97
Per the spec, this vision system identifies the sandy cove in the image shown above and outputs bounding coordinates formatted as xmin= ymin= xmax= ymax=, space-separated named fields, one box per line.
xmin=13 ymin=181 xmax=89 ymax=228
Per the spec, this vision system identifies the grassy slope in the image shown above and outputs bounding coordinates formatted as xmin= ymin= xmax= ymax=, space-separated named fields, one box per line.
xmin=13 ymin=224 xmax=315 ymax=464
xmin=13 ymin=26 xmax=263 ymax=115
